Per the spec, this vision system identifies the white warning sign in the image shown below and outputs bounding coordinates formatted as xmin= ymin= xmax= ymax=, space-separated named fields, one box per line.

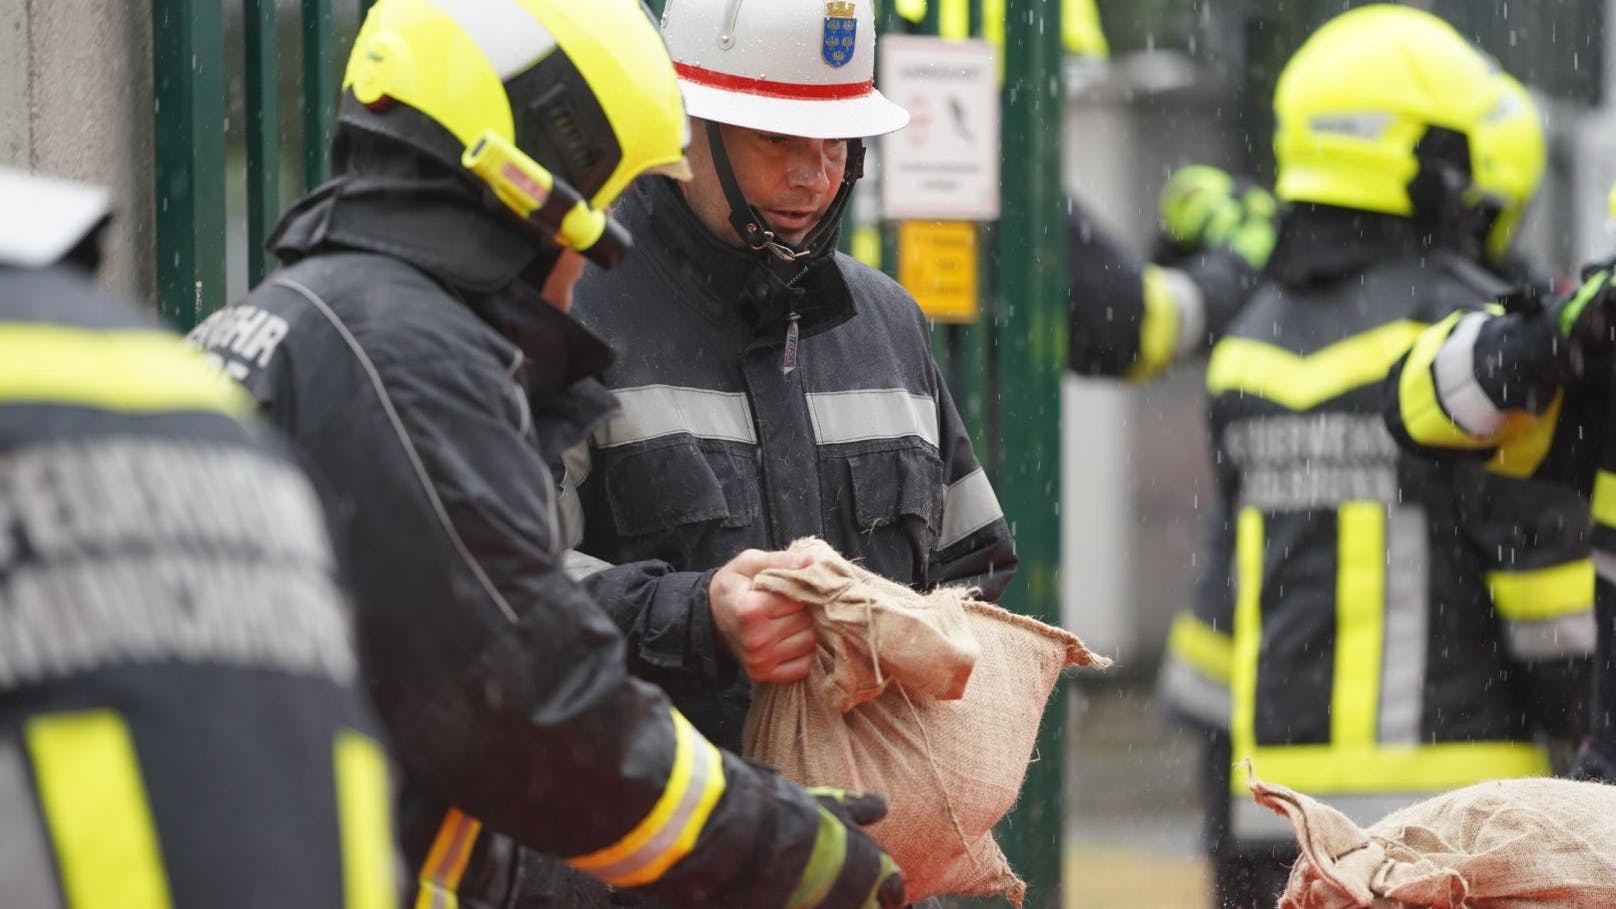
xmin=878 ymin=36 xmax=1000 ymax=221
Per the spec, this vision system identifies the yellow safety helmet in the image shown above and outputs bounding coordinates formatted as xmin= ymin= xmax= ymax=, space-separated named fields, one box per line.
xmin=1273 ymin=4 xmax=1502 ymax=219
xmin=342 ymin=0 xmax=690 ymax=268
xmin=1471 ymin=73 xmax=1547 ymax=264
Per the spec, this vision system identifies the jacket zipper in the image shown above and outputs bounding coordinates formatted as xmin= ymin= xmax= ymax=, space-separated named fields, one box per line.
xmin=780 ymin=265 xmax=809 ymax=375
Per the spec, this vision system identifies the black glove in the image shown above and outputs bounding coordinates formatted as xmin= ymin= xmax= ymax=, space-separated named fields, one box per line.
xmin=1547 ymin=262 xmax=1616 ymax=376
xmin=788 ymin=788 xmax=907 ymax=909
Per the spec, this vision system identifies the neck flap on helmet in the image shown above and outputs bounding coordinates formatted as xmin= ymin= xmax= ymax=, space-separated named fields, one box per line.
xmin=703 ymin=119 xmax=864 ymax=266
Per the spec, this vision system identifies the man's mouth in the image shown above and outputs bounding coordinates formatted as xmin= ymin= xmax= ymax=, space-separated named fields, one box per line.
xmin=763 ymin=208 xmax=818 ymax=233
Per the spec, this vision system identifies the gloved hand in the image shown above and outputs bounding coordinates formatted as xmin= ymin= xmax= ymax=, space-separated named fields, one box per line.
xmin=788 ymin=788 xmax=906 ymax=909
xmin=1156 ymin=164 xmax=1278 ymax=271
xmin=1550 ymin=262 xmax=1616 ymax=361
xmin=1568 ymin=738 xmax=1616 ymax=784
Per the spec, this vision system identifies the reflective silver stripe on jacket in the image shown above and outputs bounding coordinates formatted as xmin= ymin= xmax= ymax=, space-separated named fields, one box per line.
xmin=1433 ymin=312 xmax=1506 ymax=438
xmin=805 ymin=389 xmax=939 ymax=448
xmin=595 ymin=385 xmax=756 ymax=449
xmin=1377 ymin=506 xmax=1429 ymax=747
xmin=937 ymin=467 xmax=1004 ymax=550
xmin=558 ymin=440 xmax=591 ymax=550
xmin=0 ymin=738 xmax=61 ymax=907
xmin=1160 ymin=266 xmax=1208 ymax=360
xmin=1506 ymin=613 xmax=1598 ymax=660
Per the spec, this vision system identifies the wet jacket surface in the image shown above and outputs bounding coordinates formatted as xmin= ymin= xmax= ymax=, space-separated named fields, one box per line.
xmin=0 ymin=265 xmax=393 ymax=907
xmin=191 ymin=152 xmax=845 ymax=909
xmin=563 ymin=177 xmax=1018 ymax=753
xmin=1204 ymin=206 xmax=1592 ymax=845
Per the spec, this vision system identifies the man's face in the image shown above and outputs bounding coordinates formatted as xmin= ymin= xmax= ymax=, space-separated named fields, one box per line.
xmin=681 ymin=119 xmax=849 ymax=249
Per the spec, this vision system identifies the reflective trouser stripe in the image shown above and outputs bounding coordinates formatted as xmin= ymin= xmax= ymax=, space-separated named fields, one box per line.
xmin=0 ymin=323 xmax=250 ymax=416
xmin=414 ymin=809 xmax=482 ymax=909
xmin=1231 ymin=790 xmax=1431 ymax=840
xmin=26 ymin=710 xmax=172 ymax=909
xmin=1228 ymin=507 xmax=1264 ymax=758
xmin=1332 ymin=503 xmax=1385 ymax=748
xmin=0 ymin=738 xmax=62 ymax=907
xmin=567 ymin=710 xmax=726 ymax=887
xmin=335 ymin=732 xmax=397 ymax=909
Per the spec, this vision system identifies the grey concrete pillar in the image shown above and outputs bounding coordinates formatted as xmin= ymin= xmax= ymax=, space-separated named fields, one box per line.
xmin=0 ymin=0 xmax=156 ymax=302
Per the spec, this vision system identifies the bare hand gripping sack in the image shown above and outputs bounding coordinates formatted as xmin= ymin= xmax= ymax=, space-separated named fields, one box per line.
xmin=742 ymin=538 xmax=1108 ymax=906
xmin=1248 ymin=768 xmax=1616 ymax=908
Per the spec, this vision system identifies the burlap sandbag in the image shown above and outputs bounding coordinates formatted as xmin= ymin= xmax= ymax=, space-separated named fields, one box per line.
xmin=742 ymin=538 xmax=1108 ymax=906
xmin=1247 ymin=766 xmax=1616 ymax=908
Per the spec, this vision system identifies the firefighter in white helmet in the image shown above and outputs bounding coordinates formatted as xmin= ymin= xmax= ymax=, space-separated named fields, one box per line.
xmin=560 ymin=1 xmax=1017 ymax=904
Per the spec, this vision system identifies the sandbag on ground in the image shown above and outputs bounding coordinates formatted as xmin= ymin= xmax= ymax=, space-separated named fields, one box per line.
xmin=1248 ymin=766 xmax=1616 ymax=908
xmin=743 ymin=538 xmax=1108 ymax=906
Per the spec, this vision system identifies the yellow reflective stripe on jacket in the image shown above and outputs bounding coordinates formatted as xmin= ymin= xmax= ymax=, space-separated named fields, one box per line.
xmin=1241 ymin=742 xmax=1549 ymax=795
xmin=567 ymin=709 xmax=726 ymax=887
xmin=1208 ymin=320 xmax=1425 ymax=410
xmin=1332 ymin=503 xmax=1385 ymax=748
xmin=1488 ymin=560 xmax=1596 ymax=623
xmin=414 ymin=809 xmax=482 ymax=909
xmin=1166 ymin=612 xmax=1232 ymax=684
xmin=1485 ymin=390 xmax=1563 ymax=479
xmin=1394 ymin=313 xmax=1496 ymax=451
xmin=26 ymin=710 xmax=173 ymax=909
xmin=1229 ymin=507 xmax=1265 ymax=753
xmin=0 ymin=322 xmax=251 ymax=416
xmin=1595 ymin=472 xmax=1616 ymax=532
xmin=335 ymin=732 xmax=397 ymax=909
xmin=1125 ymin=264 xmax=1180 ymax=382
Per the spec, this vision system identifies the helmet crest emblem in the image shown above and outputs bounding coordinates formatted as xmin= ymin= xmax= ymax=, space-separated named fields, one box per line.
xmin=822 ymin=1 xmax=857 ymax=68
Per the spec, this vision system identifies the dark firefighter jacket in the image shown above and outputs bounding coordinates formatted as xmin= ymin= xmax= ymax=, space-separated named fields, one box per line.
xmin=1201 ymin=205 xmax=1592 ymax=845
xmin=190 ymin=145 xmax=849 ymax=909
xmin=0 ymin=264 xmax=394 ymax=907
xmin=562 ymin=176 xmax=1018 ymax=754
xmin=1389 ymin=261 xmax=1616 ymax=763
xmin=1065 ymin=195 xmax=1262 ymax=381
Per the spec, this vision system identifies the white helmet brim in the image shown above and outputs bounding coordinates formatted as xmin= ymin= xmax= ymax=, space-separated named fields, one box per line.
xmin=679 ymin=77 xmax=910 ymax=139
xmin=0 ymin=169 xmax=111 ymax=269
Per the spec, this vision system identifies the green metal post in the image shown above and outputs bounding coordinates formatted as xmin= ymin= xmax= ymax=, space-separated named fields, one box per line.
xmin=995 ymin=0 xmax=1066 ymax=906
xmin=152 ymin=0 xmax=227 ymax=330
xmin=303 ymin=0 xmax=338 ymax=189
xmin=245 ymin=0 xmax=280 ymax=287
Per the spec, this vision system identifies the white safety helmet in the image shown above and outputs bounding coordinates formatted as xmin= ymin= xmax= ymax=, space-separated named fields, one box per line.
xmin=661 ymin=0 xmax=909 ymax=140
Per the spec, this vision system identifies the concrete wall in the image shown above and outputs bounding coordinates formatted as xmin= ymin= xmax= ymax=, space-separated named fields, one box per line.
xmin=0 ymin=0 xmax=155 ymax=301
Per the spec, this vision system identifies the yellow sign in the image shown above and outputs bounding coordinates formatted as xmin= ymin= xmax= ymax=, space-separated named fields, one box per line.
xmin=898 ymin=220 xmax=979 ymax=323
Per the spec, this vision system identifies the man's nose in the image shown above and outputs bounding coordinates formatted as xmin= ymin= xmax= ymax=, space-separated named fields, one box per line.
xmin=786 ymin=143 xmax=835 ymax=193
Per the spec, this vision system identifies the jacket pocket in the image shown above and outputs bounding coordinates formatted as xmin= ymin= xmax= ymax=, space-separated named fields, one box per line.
xmin=847 ymin=444 xmax=945 ymax=536
xmin=604 ymin=441 xmax=757 ymax=536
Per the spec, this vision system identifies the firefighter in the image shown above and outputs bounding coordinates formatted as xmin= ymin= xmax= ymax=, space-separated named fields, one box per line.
xmin=560 ymin=0 xmax=1015 ymax=748
xmin=0 ymin=168 xmax=396 ymax=907
xmin=188 ymin=1 xmax=905 ymax=907
xmin=1202 ymin=7 xmax=1593 ymax=906
xmin=1386 ymin=193 xmax=1616 ymax=785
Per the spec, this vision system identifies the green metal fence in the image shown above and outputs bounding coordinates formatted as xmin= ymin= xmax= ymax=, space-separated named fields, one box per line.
xmin=152 ymin=0 xmax=371 ymax=330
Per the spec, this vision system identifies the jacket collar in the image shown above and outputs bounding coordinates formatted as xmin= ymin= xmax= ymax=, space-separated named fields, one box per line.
xmin=1266 ymin=204 xmax=1472 ymax=287
xmin=270 ymin=170 xmax=614 ymax=391
xmin=626 ymin=177 xmax=856 ymax=341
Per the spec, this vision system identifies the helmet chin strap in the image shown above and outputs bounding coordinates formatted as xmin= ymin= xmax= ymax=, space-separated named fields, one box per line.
xmin=704 ymin=119 xmax=864 ymax=264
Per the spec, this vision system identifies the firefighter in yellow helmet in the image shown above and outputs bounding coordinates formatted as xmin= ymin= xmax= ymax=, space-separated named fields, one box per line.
xmin=1201 ymin=7 xmax=1592 ymax=906
xmin=190 ymin=1 xmax=905 ymax=907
